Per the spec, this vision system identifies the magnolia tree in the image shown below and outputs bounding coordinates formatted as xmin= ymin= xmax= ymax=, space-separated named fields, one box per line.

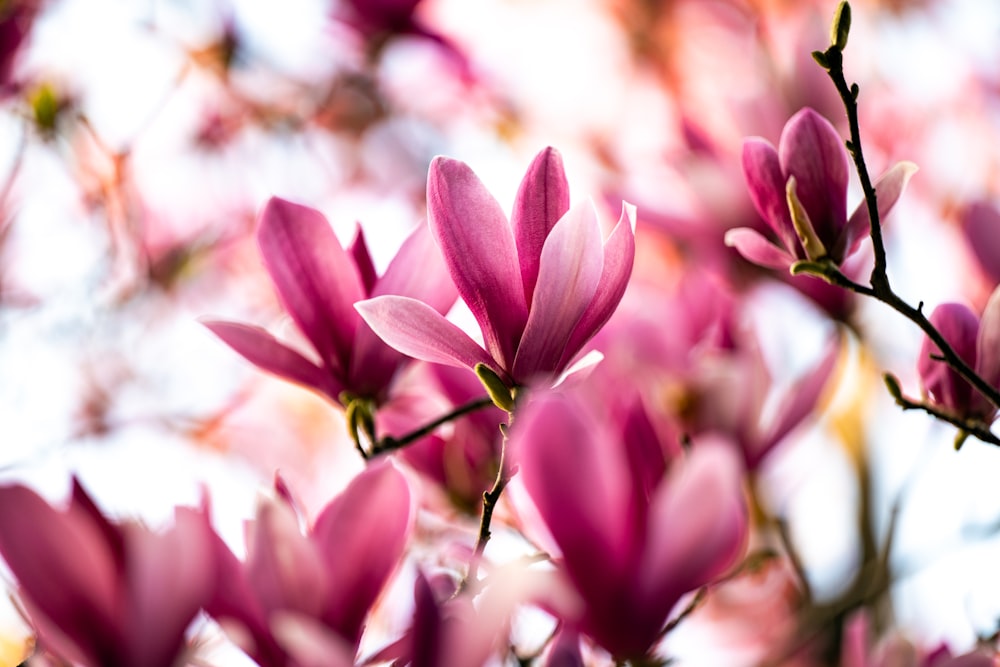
xmin=2 ymin=0 xmax=1000 ymax=665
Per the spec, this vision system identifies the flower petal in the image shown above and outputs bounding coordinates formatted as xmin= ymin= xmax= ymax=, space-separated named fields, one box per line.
xmin=512 ymin=147 xmax=571 ymax=304
xmin=559 ymin=202 xmax=636 ymax=369
xmin=348 ymin=223 xmax=378 ymax=296
xmin=349 ymin=222 xmax=460 ymax=395
xmin=513 ymin=200 xmax=603 ymax=381
xmin=258 ymin=197 xmax=365 ymax=376
xmin=723 ymin=227 xmax=797 ymax=270
xmin=753 ymin=335 xmax=840 ymax=469
xmin=355 ymin=295 xmax=497 ymax=374
xmin=510 ymin=394 xmax=635 ymax=612
xmin=203 ymin=320 xmax=341 ymax=401
xmin=640 ymin=439 xmax=747 ymax=621
xmin=246 ymin=497 xmax=327 ymax=618
xmin=841 ymin=161 xmax=919 ymax=259
xmin=427 ymin=156 xmax=529 ymax=370
xmin=961 ymin=201 xmax=1000 ymax=284
xmin=742 ymin=138 xmax=797 ymax=253
xmin=312 ymin=460 xmax=413 ymax=646
xmin=779 ymin=108 xmax=849 ymax=250
xmin=124 ymin=507 xmax=215 ymax=667
xmin=975 ymin=284 xmax=1000 ymax=417
xmin=919 ymin=303 xmax=979 ymax=415
xmin=0 ymin=485 xmax=121 ymax=664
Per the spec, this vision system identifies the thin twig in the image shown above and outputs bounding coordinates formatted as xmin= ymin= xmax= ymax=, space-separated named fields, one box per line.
xmin=368 ymin=395 xmax=495 ymax=456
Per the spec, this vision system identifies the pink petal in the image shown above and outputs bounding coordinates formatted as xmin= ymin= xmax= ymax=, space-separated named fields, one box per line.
xmin=510 ymin=394 xmax=635 ymax=604
xmin=723 ymin=227 xmax=797 ymax=270
xmin=355 ymin=295 xmax=497 ymax=374
xmin=842 ymin=161 xmax=919 ymax=259
xmin=348 ymin=223 xmax=378 ymax=296
xmin=961 ymin=200 xmax=1000 ymax=284
xmin=919 ymin=303 xmax=979 ymax=415
xmin=312 ymin=460 xmax=413 ymax=646
xmin=742 ymin=138 xmax=797 ymax=253
xmin=124 ymin=507 xmax=215 ymax=667
xmin=427 ymin=156 xmax=529 ymax=370
xmin=640 ymin=440 xmax=747 ymax=619
xmin=247 ymin=497 xmax=328 ymax=618
xmin=753 ymin=335 xmax=840 ymax=469
xmin=779 ymin=108 xmax=849 ymax=250
xmin=350 ymin=222 xmax=459 ymax=395
xmin=559 ymin=203 xmax=637 ymax=370
xmin=513 ymin=201 xmax=603 ymax=381
xmin=270 ymin=612 xmax=357 ymax=667
xmin=512 ymin=147 xmax=571 ymax=305
xmin=203 ymin=320 xmax=342 ymax=401
xmin=975 ymin=284 xmax=1000 ymax=416
xmin=0 ymin=485 xmax=121 ymax=663
xmin=258 ymin=197 xmax=365 ymax=376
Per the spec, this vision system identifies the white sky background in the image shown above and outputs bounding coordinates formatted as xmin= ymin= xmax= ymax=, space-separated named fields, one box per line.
xmin=2 ymin=0 xmax=1000 ymax=663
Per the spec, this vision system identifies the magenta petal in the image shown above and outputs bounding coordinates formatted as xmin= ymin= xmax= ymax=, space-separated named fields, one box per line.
xmin=560 ymin=203 xmax=637 ymax=370
xmin=742 ymin=138 xmax=797 ymax=252
xmin=356 ymin=296 xmax=496 ymax=373
xmin=512 ymin=147 xmax=571 ymax=304
xmin=513 ymin=201 xmax=603 ymax=381
xmin=350 ymin=222 xmax=460 ymax=394
xmin=0 ymin=485 xmax=121 ymax=662
xmin=962 ymin=201 xmax=1000 ymax=284
xmin=841 ymin=161 xmax=918 ymax=259
xmin=258 ymin=197 xmax=364 ymax=376
xmin=753 ymin=335 xmax=840 ymax=468
xmin=124 ymin=508 xmax=215 ymax=667
xmin=348 ymin=223 xmax=378 ymax=296
xmin=247 ymin=498 xmax=327 ymax=617
xmin=724 ymin=227 xmax=797 ymax=271
xmin=511 ymin=395 xmax=634 ymax=599
xmin=919 ymin=303 xmax=979 ymax=415
xmin=640 ymin=440 xmax=747 ymax=615
xmin=975 ymin=285 xmax=1000 ymax=416
xmin=203 ymin=320 xmax=342 ymax=401
xmin=779 ymin=108 xmax=849 ymax=249
xmin=427 ymin=156 xmax=529 ymax=370
xmin=312 ymin=461 xmax=413 ymax=646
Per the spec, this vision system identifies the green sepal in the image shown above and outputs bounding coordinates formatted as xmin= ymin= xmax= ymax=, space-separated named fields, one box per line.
xmin=475 ymin=363 xmax=516 ymax=413
xmin=882 ymin=372 xmax=905 ymax=405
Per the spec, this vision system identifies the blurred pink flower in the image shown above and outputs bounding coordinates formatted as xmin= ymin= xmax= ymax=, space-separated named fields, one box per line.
xmin=0 ymin=0 xmax=40 ymax=95
xmin=357 ymin=148 xmax=636 ymax=388
xmin=960 ymin=200 xmax=1000 ymax=287
xmin=726 ymin=108 xmax=916 ymax=269
xmin=205 ymin=461 xmax=413 ymax=667
xmin=510 ymin=392 xmax=748 ymax=661
xmin=841 ymin=612 xmax=994 ymax=667
xmin=0 ymin=480 xmax=215 ymax=667
xmin=918 ymin=288 xmax=1000 ymax=421
xmin=205 ymin=196 xmax=456 ymax=406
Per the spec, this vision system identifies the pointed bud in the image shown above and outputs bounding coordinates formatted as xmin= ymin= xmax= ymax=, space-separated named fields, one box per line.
xmin=475 ymin=363 xmax=516 ymax=412
xmin=786 ymin=177 xmax=828 ymax=261
xmin=883 ymin=373 xmax=904 ymax=405
xmin=831 ymin=1 xmax=851 ymax=51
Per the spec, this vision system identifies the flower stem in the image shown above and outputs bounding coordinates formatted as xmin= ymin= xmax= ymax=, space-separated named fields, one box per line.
xmin=367 ymin=395 xmax=495 ymax=457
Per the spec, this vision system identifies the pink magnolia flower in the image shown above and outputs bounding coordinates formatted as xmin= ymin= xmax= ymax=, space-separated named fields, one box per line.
xmin=918 ymin=288 xmax=1000 ymax=421
xmin=960 ymin=200 xmax=1000 ymax=287
xmin=356 ymin=148 xmax=636 ymax=388
xmin=510 ymin=392 xmax=748 ymax=661
xmin=0 ymin=479 xmax=215 ymax=667
xmin=205 ymin=196 xmax=455 ymax=406
xmin=725 ymin=107 xmax=916 ymax=269
xmin=204 ymin=461 xmax=413 ymax=667
xmin=840 ymin=612 xmax=994 ymax=667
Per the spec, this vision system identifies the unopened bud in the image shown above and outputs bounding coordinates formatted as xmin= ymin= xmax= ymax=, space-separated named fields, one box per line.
xmin=475 ymin=363 xmax=516 ymax=412
xmin=831 ymin=2 xmax=851 ymax=51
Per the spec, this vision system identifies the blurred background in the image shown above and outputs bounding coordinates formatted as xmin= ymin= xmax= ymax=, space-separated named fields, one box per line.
xmin=4 ymin=0 xmax=1000 ymax=664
